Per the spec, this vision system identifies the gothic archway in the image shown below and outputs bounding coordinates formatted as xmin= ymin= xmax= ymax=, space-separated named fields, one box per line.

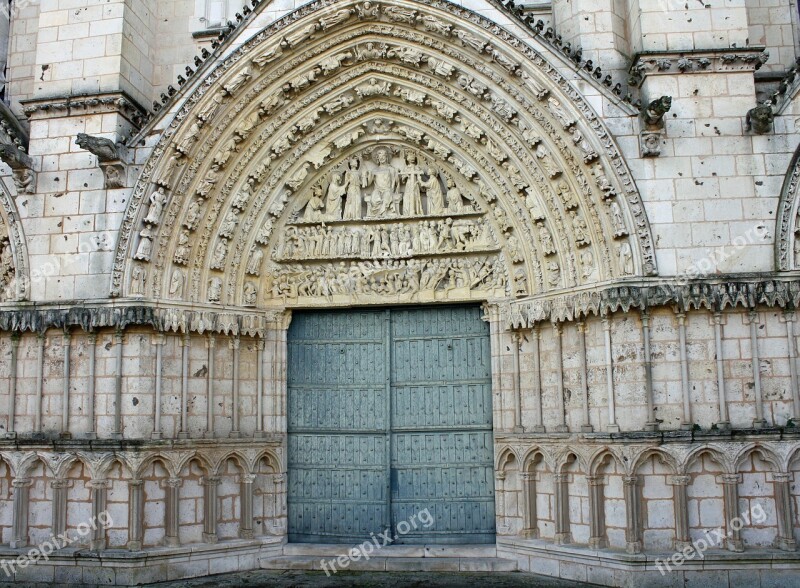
xmin=112 ymin=0 xmax=656 ymax=308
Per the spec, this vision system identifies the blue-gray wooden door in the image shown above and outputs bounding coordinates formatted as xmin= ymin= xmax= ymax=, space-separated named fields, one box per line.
xmin=287 ymin=306 xmax=495 ymax=544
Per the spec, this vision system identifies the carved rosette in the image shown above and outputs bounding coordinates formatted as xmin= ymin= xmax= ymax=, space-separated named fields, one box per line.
xmin=113 ymin=0 xmax=656 ymax=308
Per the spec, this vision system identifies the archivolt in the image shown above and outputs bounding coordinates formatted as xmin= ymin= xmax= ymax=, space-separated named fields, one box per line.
xmin=775 ymin=143 xmax=800 ymax=271
xmin=0 ymin=181 xmax=28 ymax=302
xmin=112 ymin=0 xmax=656 ymax=307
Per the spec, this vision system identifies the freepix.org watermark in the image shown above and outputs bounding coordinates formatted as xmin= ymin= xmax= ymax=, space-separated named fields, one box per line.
xmin=320 ymin=508 xmax=435 ymax=576
xmin=0 ymin=511 xmax=113 ymax=577
xmin=654 ymin=503 xmax=767 ymax=575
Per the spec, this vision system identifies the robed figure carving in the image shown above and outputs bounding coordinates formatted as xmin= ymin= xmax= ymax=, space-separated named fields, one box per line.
xmin=325 ymin=172 xmax=345 ymax=221
xmin=400 ymin=151 xmax=424 ymax=217
xmin=364 ymin=148 xmax=398 ymax=218
xmin=342 ymin=158 xmax=364 ymax=220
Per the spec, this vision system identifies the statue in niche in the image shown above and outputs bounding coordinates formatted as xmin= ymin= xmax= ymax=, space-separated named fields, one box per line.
xmin=427 ymin=56 xmax=455 ymax=79
xmin=174 ymin=230 xmax=191 ymax=265
xmin=143 ymin=187 xmax=167 ymax=225
xmin=572 ymin=128 xmax=598 ymax=162
xmin=223 ymin=66 xmax=252 ymax=96
xmin=364 ymin=147 xmax=399 ymax=218
xmin=318 ymin=51 xmax=352 ymax=75
xmin=130 ymin=265 xmax=146 ymax=296
xmin=417 ymin=14 xmax=451 ymax=36
xmin=134 ymin=228 xmax=153 ymax=261
xmin=515 ymin=268 xmax=529 ymax=296
xmin=243 ymin=282 xmax=258 ymax=306
xmin=571 ymin=212 xmax=591 ymax=246
xmin=445 ymin=176 xmax=465 ymax=213
xmin=232 ymin=177 xmax=256 ymax=210
xmin=158 ymin=153 xmax=181 ymax=188
xmin=385 ymin=7 xmax=417 ymax=24
xmin=618 ymin=241 xmax=634 ymax=275
xmin=281 ymin=22 xmax=317 ymax=48
xmin=252 ymin=44 xmax=283 ymax=68
xmin=547 ymin=262 xmax=561 ymax=288
xmin=319 ymin=8 xmax=353 ymax=30
xmin=580 ymin=250 xmax=597 ymax=281
xmin=342 ymin=158 xmax=364 ymax=220
xmin=525 ymin=189 xmax=545 ymax=221
xmin=177 ymin=122 xmax=201 ymax=154
xmin=535 ymin=145 xmax=561 ymax=178
xmin=356 ymin=78 xmax=392 ymax=98
xmin=453 ymin=29 xmax=488 ymax=53
xmin=196 ymin=89 xmax=225 ymax=123
xmin=355 ymin=42 xmax=387 ymax=61
xmin=325 ymin=173 xmax=346 ymax=221
xmin=219 ymin=210 xmax=239 ymax=238
xmin=211 ymin=239 xmax=228 ymax=270
xmin=548 ymin=97 xmax=574 ymax=129
xmin=400 ymin=151 xmax=424 ymax=217
xmin=213 ymin=138 xmax=237 ymax=169
xmin=208 ymin=278 xmax=222 ymax=302
xmin=324 ymin=94 xmax=354 ymax=115
xmin=421 ymin=168 xmax=445 ymax=215
xmin=184 ymin=199 xmax=203 ymax=230
xmin=196 ymin=165 xmax=221 ymax=199
xmin=506 ymin=234 xmax=523 ymax=263
xmin=556 ymin=180 xmax=578 ymax=209
xmin=234 ymin=110 xmax=261 ymax=143
xmin=537 ymin=222 xmax=556 ymax=255
xmin=303 ymin=186 xmax=326 ymax=222
xmin=169 ymin=268 xmax=185 ymax=298
xmin=609 ymin=200 xmax=627 ymax=236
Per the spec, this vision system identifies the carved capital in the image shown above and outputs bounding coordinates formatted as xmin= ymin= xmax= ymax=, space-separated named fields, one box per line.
xmin=166 ymin=478 xmax=183 ymax=489
xmin=50 ymin=479 xmax=70 ymax=490
xmin=88 ymin=479 xmax=111 ymax=490
xmin=11 ymin=479 xmax=32 ymax=488
xmin=241 ymin=474 xmax=257 ymax=484
xmin=669 ymin=475 xmax=690 ymax=486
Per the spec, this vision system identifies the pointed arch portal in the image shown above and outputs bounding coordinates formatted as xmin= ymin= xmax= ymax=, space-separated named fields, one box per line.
xmin=113 ymin=0 xmax=655 ymax=307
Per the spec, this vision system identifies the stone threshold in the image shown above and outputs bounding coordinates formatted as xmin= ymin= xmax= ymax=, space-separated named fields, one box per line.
xmin=260 ymin=543 xmax=518 ymax=572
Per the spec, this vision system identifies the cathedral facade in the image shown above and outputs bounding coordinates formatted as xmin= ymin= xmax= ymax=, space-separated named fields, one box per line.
xmin=0 ymin=0 xmax=798 ymax=585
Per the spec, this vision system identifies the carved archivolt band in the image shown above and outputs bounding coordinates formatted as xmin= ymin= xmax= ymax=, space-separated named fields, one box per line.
xmin=776 ymin=143 xmax=800 ymax=271
xmin=0 ymin=181 xmax=28 ymax=302
xmin=113 ymin=0 xmax=657 ymax=306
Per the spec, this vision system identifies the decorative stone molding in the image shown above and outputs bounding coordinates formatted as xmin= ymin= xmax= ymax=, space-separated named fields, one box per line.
xmin=0 ymin=182 xmax=29 ymax=301
xmin=628 ymin=48 xmax=769 ymax=88
xmin=20 ymin=91 xmax=149 ymax=129
xmin=501 ymin=276 xmax=800 ymax=328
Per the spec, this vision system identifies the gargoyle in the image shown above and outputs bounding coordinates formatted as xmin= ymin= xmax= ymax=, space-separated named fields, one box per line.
xmin=75 ymin=133 xmax=120 ymax=162
xmin=746 ymin=103 xmax=774 ymax=134
xmin=0 ymin=142 xmax=34 ymax=170
xmin=642 ymin=95 xmax=672 ymax=126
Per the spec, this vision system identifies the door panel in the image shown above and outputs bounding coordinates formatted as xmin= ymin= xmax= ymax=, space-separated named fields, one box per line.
xmin=287 ymin=306 xmax=494 ymax=544
xmin=287 ymin=310 xmax=389 ymax=542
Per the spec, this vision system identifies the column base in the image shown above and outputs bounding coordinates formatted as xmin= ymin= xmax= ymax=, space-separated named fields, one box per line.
xmin=60 ymin=432 xmax=72 ymax=440
xmin=202 ymin=533 xmax=218 ymax=544
xmin=715 ymin=421 xmax=731 ymax=431
xmin=776 ymin=537 xmax=797 ymax=551
xmin=580 ymin=424 xmax=594 ymax=433
xmin=164 ymin=536 xmax=180 ymax=548
xmin=551 ymin=425 xmax=569 ymax=433
xmin=203 ymin=431 xmax=215 ymax=439
xmin=554 ymin=532 xmax=572 ymax=545
xmin=521 ymin=529 xmax=539 ymax=539
xmin=727 ymin=538 xmax=744 ymax=552
xmin=673 ymin=540 xmax=691 ymax=551
xmin=512 ymin=426 xmax=524 ymax=433
xmin=626 ymin=541 xmax=642 ymax=555
xmin=5 ymin=432 xmax=16 ymax=439
xmin=606 ymin=423 xmax=620 ymax=433
xmin=529 ymin=425 xmax=546 ymax=433
xmin=680 ymin=422 xmax=694 ymax=431
xmin=85 ymin=431 xmax=97 ymax=440
xmin=151 ymin=431 xmax=163 ymax=440
xmin=127 ymin=541 xmax=142 ymax=552
xmin=752 ymin=419 xmax=767 ymax=429
xmin=644 ymin=422 xmax=659 ymax=432
xmin=589 ymin=537 xmax=607 ymax=549
xmin=177 ymin=432 xmax=190 ymax=439
xmin=9 ymin=539 xmax=27 ymax=549
xmin=111 ymin=432 xmax=122 ymax=440
xmin=253 ymin=431 xmax=267 ymax=439
xmin=239 ymin=529 xmax=255 ymax=540
xmin=229 ymin=431 xmax=242 ymax=439
xmin=90 ymin=540 xmax=107 ymax=551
